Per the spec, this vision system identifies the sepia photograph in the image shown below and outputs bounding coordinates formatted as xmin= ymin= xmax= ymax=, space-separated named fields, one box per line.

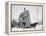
xmin=11 ymin=4 xmax=43 ymax=32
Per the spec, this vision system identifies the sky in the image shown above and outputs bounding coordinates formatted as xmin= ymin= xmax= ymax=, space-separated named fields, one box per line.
xmin=12 ymin=5 xmax=42 ymax=23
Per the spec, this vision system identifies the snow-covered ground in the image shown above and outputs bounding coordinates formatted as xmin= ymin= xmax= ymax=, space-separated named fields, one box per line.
xmin=12 ymin=24 xmax=42 ymax=32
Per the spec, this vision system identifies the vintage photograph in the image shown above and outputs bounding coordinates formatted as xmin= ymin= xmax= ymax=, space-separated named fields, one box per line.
xmin=11 ymin=4 xmax=43 ymax=32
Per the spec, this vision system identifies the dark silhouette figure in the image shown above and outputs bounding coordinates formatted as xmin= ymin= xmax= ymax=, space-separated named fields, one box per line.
xmin=11 ymin=23 xmax=13 ymax=28
xmin=30 ymin=22 xmax=38 ymax=28
xmin=11 ymin=19 xmax=17 ymax=28
xmin=22 ymin=22 xmax=26 ymax=27
xmin=22 ymin=17 xmax=26 ymax=27
xmin=18 ymin=22 xmax=21 ymax=27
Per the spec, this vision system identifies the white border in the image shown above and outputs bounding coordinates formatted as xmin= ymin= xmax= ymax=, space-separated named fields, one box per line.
xmin=8 ymin=1 xmax=45 ymax=35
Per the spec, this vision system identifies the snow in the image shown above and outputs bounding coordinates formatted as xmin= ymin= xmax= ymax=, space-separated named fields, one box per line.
xmin=12 ymin=24 xmax=42 ymax=32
